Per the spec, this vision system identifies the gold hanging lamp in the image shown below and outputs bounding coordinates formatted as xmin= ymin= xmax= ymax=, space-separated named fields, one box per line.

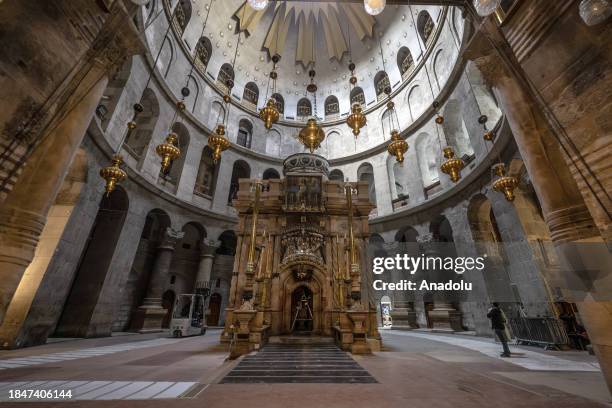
xmin=298 ymin=68 xmax=325 ymax=152
xmin=259 ymin=54 xmax=281 ymax=130
xmin=299 ymin=118 xmax=326 ymax=153
xmin=208 ymin=123 xmax=231 ymax=163
xmin=346 ymin=62 xmax=366 ymax=137
xmin=100 ymin=155 xmax=127 ymax=195
xmin=492 ymin=163 xmax=518 ymax=202
xmin=440 ymin=146 xmax=465 ymax=183
xmin=387 ymin=129 xmax=408 ymax=165
xmin=99 ymin=103 xmax=143 ymax=193
xmin=156 ymin=131 xmax=181 ymax=174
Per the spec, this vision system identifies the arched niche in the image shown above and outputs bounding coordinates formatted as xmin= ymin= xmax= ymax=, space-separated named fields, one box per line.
xmin=243 ymin=82 xmax=259 ymax=107
xmin=324 ymin=95 xmax=339 ymax=118
xmin=297 ymin=98 xmax=312 ymax=119
xmin=228 ymin=160 xmax=251 ymax=204
xmin=217 ymin=230 xmax=237 ymax=256
xmin=265 ymin=129 xmax=281 ymax=157
xmin=357 ymin=162 xmax=376 ymax=206
xmin=217 ymin=63 xmax=235 ymax=91
xmin=442 ymin=99 xmax=474 ymax=159
xmin=172 ymin=0 xmax=192 ymax=35
xmin=97 ymin=57 xmax=132 ymax=130
xmin=124 ymin=88 xmax=159 ymax=162
xmin=194 ymin=146 xmax=219 ymax=198
xmin=237 ymin=119 xmax=253 ymax=148
xmin=54 ymin=187 xmax=129 ymax=337
xmin=350 ymin=87 xmax=365 ymax=106
xmin=208 ymin=101 xmax=225 ymax=130
xmin=374 ymin=71 xmax=391 ymax=100
xmin=184 ymin=75 xmax=199 ymax=112
xmin=417 ymin=10 xmax=435 ymax=45
xmin=168 ymin=221 xmax=206 ymax=296
xmin=194 ymin=36 xmax=212 ymax=73
xmin=397 ymin=46 xmax=414 ymax=78
xmin=271 ymin=93 xmax=284 ymax=115
xmin=415 ymin=132 xmax=440 ymax=189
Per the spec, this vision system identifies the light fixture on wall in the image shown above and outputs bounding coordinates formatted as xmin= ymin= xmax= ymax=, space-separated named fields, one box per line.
xmin=472 ymin=0 xmax=502 ymax=17
xmin=247 ymin=0 xmax=268 ymax=11
xmin=579 ymin=0 xmax=612 ymax=26
xmin=259 ymin=54 xmax=281 ymax=129
xmin=364 ymin=0 xmax=386 ymax=16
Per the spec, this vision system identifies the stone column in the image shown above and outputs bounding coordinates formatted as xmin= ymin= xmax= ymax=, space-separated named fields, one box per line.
xmin=417 ymin=233 xmax=463 ymax=331
xmin=132 ymin=227 xmax=184 ymax=333
xmin=0 ymin=2 xmax=144 ymax=326
xmin=466 ymin=25 xmax=612 ymax=392
xmin=194 ymin=239 xmax=220 ymax=291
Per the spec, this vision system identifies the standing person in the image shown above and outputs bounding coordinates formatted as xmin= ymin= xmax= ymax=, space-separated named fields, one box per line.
xmin=487 ymin=302 xmax=511 ymax=357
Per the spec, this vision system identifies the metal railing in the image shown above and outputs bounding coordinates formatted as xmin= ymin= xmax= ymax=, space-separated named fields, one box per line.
xmin=508 ymin=317 xmax=570 ymax=350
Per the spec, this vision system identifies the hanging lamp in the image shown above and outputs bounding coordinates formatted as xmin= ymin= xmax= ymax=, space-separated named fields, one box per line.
xmin=208 ymin=124 xmax=231 ymax=163
xmin=298 ymin=44 xmax=325 ymax=152
xmin=479 ymin=115 xmax=518 ymax=202
xmin=345 ymin=24 xmax=366 ymax=137
xmin=259 ymin=54 xmax=281 ymax=129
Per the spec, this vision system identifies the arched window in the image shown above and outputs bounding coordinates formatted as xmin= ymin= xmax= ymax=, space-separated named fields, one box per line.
xmin=243 ymin=82 xmax=259 ymax=107
xmin=297 ymin=98 xmax=312 ymax=119
xmin=97 ymin=57 xmax=132 ymax=130
xmin=172 ymin=0 xmax=191 ymax=35
xmin=350 ymin=87 xmax=365 ymax=106
xmin=263 ymin=168 xmax=280 ymax=180
xmin=374 ymin=71 xmax=391 ymax=100
xmin=194 ymin=146 xmax=218 ymax=197
xmin=329 ymin=169 xmax=344 ymax=182
xmin=237 ymin=119 xmax=252 ymax=148
xmin=217 ymin=63 xmax=235 ymax=92
xmin=417 ymin=11 xmax=435 ymax=45
xmin=194 ymin=37 xmax=212 ymax=73
xmin=324 ymin=95 xmax=339 ymax=117
xmin=228 ymin=160 xmax=251 ymax=204
xmin=397 ymin=47 xmax=414 ymax=77
xmin=357 ymin=163 xmax=377 ymax=213
xmin=125 ymin=88 xmax=159 ymax=161
xmin=271 ymin=93 xmax=284 ymax=115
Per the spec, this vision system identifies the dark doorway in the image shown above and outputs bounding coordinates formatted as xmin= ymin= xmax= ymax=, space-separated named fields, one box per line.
xmin=291 ymin=286 xmax=313 ymax=333
xmin=54 ymin=187 xmax=129 ymax=337
xmin=161 ymin=290 xmax=176 ymax=329
xmin=208 ymin=293 xmax=222 ymax=326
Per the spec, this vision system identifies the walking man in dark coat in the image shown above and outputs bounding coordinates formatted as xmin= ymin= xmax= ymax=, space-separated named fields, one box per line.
xmin=487 ymin=302 xmax=511 ymax=357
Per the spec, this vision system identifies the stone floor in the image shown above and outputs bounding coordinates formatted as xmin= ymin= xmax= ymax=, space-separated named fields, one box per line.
xmin=0 ymin=329 xmax=608 ymax=407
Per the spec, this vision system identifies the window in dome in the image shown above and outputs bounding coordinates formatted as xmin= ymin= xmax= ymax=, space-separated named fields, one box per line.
xmin=194 ymin=37 xmax=212 ymax=74
xmin=324 ymin=95 xmax=339 ymax=118
xmin=217 ymin=63 xmax=235 ymax=93
xmin=417 ymin=11 xmax=435 ymax=45
xmin=237 ymin=119 xmax=253 ymax=149
xmin=397 ymin=47 xmax=414 ymax=79
xmin=172 ymin=0 xmax=191 ymax=35
xmin=350 ymin=87 xmax=365 ymax=106
xmin=271 ymin=93 xmax=284 ymax=115
xmin=374 ymin=71 xmax=391 ymax=101
xmin=243 ymin=82 xmax=259 ymax=108
xmin=297 ymin=98 xmax=312 ymax=120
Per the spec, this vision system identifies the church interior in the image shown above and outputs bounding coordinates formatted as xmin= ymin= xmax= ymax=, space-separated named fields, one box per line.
xmin=0 ymin=0 xmax=611 ymax=406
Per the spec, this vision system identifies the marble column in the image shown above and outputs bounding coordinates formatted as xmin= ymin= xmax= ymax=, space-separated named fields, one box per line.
xmin=0 ymin=2 xmax=144 ymax=327
xmin=132 ymin=227 xmax=184 ymax=333
xmin=417 ymin=233 xmax=463 ymax=331
xmin=194 ymin=240 xmax=221 ymax=290
xmin=466 ymin=25 xmax=612 ymax=392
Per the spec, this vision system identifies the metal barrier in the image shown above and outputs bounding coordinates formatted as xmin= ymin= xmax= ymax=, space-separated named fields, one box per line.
xmin=508 ymin=317 xmax=570 ymax=350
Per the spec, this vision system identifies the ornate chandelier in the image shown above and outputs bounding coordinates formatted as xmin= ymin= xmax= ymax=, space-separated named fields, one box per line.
xmin=298 ymin=68 xmax=325 ymax=153
xmin=440 ymin=147 xmax=465 ymax=183
xmin=100 ymin=155 xmax=127 ymax=195
xmin=387 ymin=129 xmax=408 ymax=165
xmin=259 ymin=54 xmax=281 ymax=130
xmin=345 ymin=38 xmax=366 ymax=137
xmin=156 ymin=121 xmax=182 ymax=174
xmin=208 ymin=124 xmax=230 ymax=163
xmin=479 ymin=115 xmax=518 ymax=202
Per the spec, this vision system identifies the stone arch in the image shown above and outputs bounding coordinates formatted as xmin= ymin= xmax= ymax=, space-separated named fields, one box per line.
xmin=324 ymin=95 xmax=339 ymax=117
xmin=415 ymin=132 xmax=439 ymax=188
xmin=228 ymin=160 xmax=251 ymax=204
xmin=194 ymin=146 xmax=219 ymax=198
xmin=395 ymin=227 xmax=419 ymax=243
xmin=417 ymin=10 xmax=435 ymax=45
xmin=374 ymin=71 xmax=391 ymax=99
xmin=217 ymin=230 xmax=237 ymax=256
xmin=237 ymin=119 xmax=253 ymax=148
xmin=407 ymin=85 xmax=424 ymax=122
xmin=279 ymin=264 xmax=327 ymax=334
xmin=97 ymin=57 xmax=132 ymax=130
xmin=217 ymin=63 xmax=235 ymax=89
xmin=357 ymin=162 xmax=376 ymax=205
xmin=160 ymin=36 xmax=174 ymax=78
xmin=297 ymin=98 xmax=312 ymax=119
xmin=263 ymin=168 xmax=280 ymax=179
xmin=265 ymin=129 xmax=281 ymax=156
xmin=185 ymin=75 xmax=199 ymax=112
xmin=442 ymin=99 xmax=474 ymax=158
xmin=329 ymin=169 xmax=344 ymax=182
xmin=397 ymin=46 xmax=414 ymax=77
xmin=243 ymin=82 xmax=259 ymax=107
xmin=124 ymin=88 xmax=159 ymax=162
xmin=430 ymin=215 xmax=454 ymax=243
xmin=168 ymin=221 xmax=206 ymax=296
xmin=208 ymin=100 xmax=225 ymax=129
xmin=55 ymin=186 xmax=129 ymax=337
